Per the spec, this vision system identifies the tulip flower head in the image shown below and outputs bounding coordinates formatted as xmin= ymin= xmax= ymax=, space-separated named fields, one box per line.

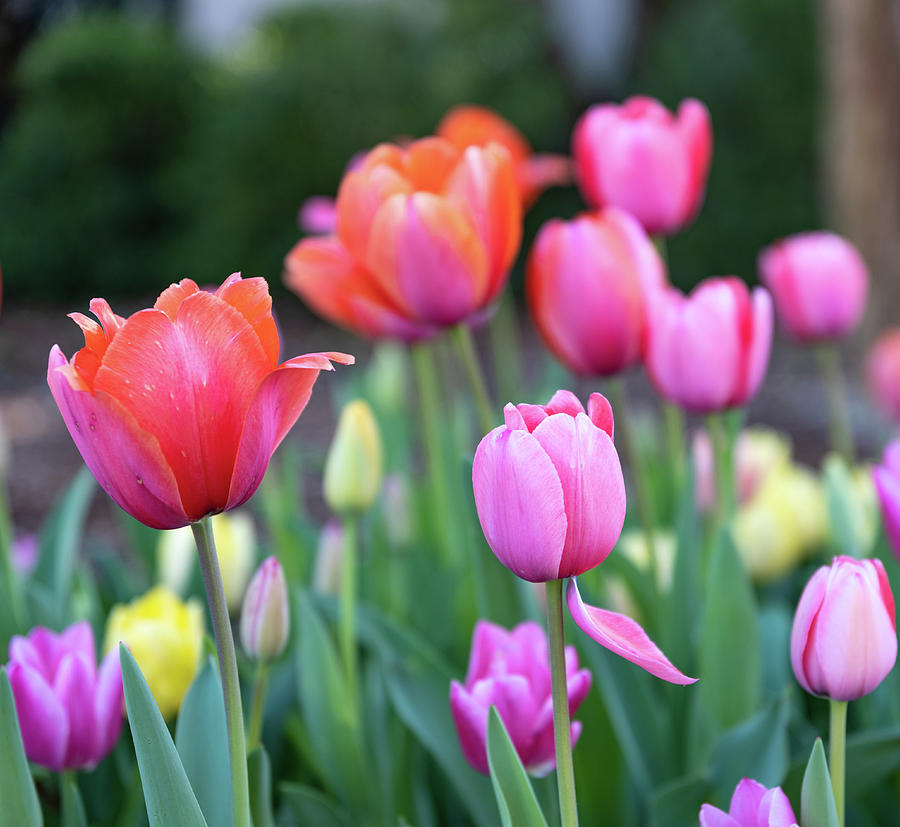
xmin=450 ymin=620 xmax=591 ymax=775
xmin=285 ymin=137 xmax=522 ymax=341
xmin=874 ymin=441 xmax=900 ymax=558
xmin=758 ymin=232 xmax=869 ymax=343
xmin=699 ymin=778 xmax=797 ymax=827
xmin=527 ymin=207 xmax=667 ymax=377
xmin=645 ymin=277 xmax=772 ymax=413
xmin=323 ymin=399 xmax=383 ymax=515
xmin=791 ymin=556 xmax=897 ymax=701
xmin=572 ymin=95 xmax=712 ymax=235
xmin=866 ymin=328 xmax=900 ymax=422
xmin=240 ymin=557 xmax=290 ymax=661
xmin=48 ymin=275 xmax=352 ymax=530
xmin=6 ymin=621 xmax=123 ymax=771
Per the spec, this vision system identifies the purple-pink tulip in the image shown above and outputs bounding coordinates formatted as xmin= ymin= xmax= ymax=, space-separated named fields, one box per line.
xmin=571 ymin=96 xmax=712 ymax=235
xmin=873 ymin=442 xmax=900 ymax=560
xmin=6 ymin=621 xmax=123 ymax=771
xmin=866 ymin=329 xmax=900 ymax=422
xmin=449 ymin=620 xmax=591 ymax=775
xmin=791 ymin=556 xmax=897 ymax=701
xmin=758 ymin=232 xmax=869 ymax=343
xmin=645 ymin=277 xmax=773 ymax=413
xmin=699 ymin=778 xmax=797 ymax=827
xmin=526 ymin=207 xmax=667 ymax=377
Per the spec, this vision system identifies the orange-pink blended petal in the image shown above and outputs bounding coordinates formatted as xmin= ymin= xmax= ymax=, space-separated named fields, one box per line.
xmin=216 ymin=274 xmax=281 ymax=367
xmin=402 ymin=137 xmax=460 ymax=193
xmin=154 ymin=279 xmax=201 ymax=321
xmin=437 ymin=104 xmax=531 ymax=165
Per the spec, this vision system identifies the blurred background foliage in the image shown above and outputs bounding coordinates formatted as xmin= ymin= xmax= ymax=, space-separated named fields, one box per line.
xmin=0 ymin=0 xmax=819 ymax=301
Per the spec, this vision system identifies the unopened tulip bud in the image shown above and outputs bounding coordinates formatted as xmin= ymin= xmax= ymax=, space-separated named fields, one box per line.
xmin=323 ymin=399 xmax=383 ymax=515
xmin=240 ymin=557 xmax=289 ymax=661
xmin=313 ymin=520 xmax=343 ymax=595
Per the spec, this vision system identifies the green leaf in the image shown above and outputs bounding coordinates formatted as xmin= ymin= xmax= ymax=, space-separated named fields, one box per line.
xmin=175 ymin=658 xmax=232 ymax=827
xmin=800 ymin=738 xmax=839 ymax=827
xmin=280 ymin=783 xmax=352 ymax=827
xmin=486 ymin=707 xmax=548 ymax=827
xmin=649 ymin=773 xmax=711 ymax=827
xmin=823 ymin=455 xmax=865 ymax=558
xmin=247 ymin=746 xmax=275 ymax=827
xmin=0 ymin=669 xmax=42 ymax=827
xmin=61 ymin=773 xmax=88 ymax=827
xmin=844 ymin=725 xmax=900 ymax=800
xmin=120 ymin=644 xmax=208 ymax=827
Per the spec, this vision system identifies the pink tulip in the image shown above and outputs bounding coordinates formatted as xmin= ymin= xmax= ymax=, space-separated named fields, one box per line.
xmin=572 ymin=96 xmax=712 ymax=235
xmin=758 ymin=232 xmax=869 ymax=343
xmin=526 ymin=207 xmax=667 ymax=377
xmin=791 ymin=556 xmax=897 ymax=701
xmin=866 ymin=329 xmax=900 ymax=422
xmin=873 ymin=441 xmax=900 ymax=558
xmin=298 ymin=196 xmax=339 ymax=235
xmin=645 ymin=277 xmax=773 ymax=413
xmin=6 ymin=621 xmax=123 ymax=771
xmin=472 ymin=390 xmax=695 ymax=685
xmin=449 ymin=620 xmax=591 ymax=775
xmin=240 ymin=556 xmax=290 ymax=661
xmin=699 ymin=778 xmax=797 ymax=827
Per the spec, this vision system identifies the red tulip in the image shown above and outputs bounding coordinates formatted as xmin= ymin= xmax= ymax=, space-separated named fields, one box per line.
xmin=285 ymin=137 xmax=522 ymax=341
xmin=758 ymin=231 xmax=869 ymax=343
xmin=572 ymin=96 xmax=712 ymax=235
xmin=646 ymin=277 xmax=772 ymax=413
xmin=48 ymin=274 xmax=353 ymax=530
xmin=866 ymin=328 xmax=900 ymax=422
xmin=526 ymin=207 xmax=666 ymax=376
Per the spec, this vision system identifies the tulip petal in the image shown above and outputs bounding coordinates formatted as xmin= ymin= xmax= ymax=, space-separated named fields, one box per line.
xmin=728 ymin=778 xmax=766 ymax=823
xmin=874 ymin=464 xmax=900 ymax=566
xmin=566 ymin=579 xmax=696 ymax=684
xmin=759 ymin=786 xmax=798 ymax=826
xmin=465 ymin=621 xmax=511 ymax=685
xmin=449 ymin=681 xmax=491 ymax=774
xmin=698 ymin=805 xmax=741 ymax=827
xmin=543 ymin=390 xmax=585 ymax=418
xmin=217 ymin=275 xmax=281 ymax=367
xmin=472 ymin=426 xmax=567 ymax=582
xmin=48 ymin=346 xmax=190 ymax=530
xmin=738 ymin=288 xmax=773 ymax=405
xmin=8 ymin=662 xmax=69 ymax=771
xmin=790 ymin=565 xmax=829 ymax=695
xmin=55 ymin=653 xmax=99 ymax=769
xmin=587 ymin=393 xmax=614 ymax=439
xmin=94 ymin=647 xmax=124 ymax=760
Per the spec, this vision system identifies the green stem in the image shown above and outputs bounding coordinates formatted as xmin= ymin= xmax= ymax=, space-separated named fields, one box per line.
xmin=246 ymin=661 xmax=269 ymax=752
xmin=830 ymin=699 xmax=847 ymax=827
xmin=817 ymin=344 xmax=854 ymax=462
xmin=663 ymin=402 xmax=686 ymax=492
xmin=191 ymin=518 xmax=251 ymax=827
xmin=546 ymin=579 xmax=578 ymax=827
xmin=489 ymin=295 xmax=523 ymax=407
xmin=706 ymin=412 xmax=736 ymax=528
xmin=452 ymin=324 xmax=496 ymax=434
xmin=0 ymin=485 xmax=25 ymax=632
xmin=339 ymin=514 xmax=359 ymax=713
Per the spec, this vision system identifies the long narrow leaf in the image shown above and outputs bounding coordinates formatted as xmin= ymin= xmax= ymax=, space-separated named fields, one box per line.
xmin=486 ymin=707 xmax=548 ymax=827
xmin=800 ymin=738 xmax=839 ymax=827
xmin=0 ymin=669 xmax=42 ymax=827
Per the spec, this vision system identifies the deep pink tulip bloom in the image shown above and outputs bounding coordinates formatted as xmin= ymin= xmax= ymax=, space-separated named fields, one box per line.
xmin=699 ymin=778 xmax=797 ymax=827
xmin=758 ymin=232 xmax=868 ymax=343
xmin=450 ymin=620 xmax=591 ymax=775
xmin=873 ymin=442 xmax=900 ymax=559
xmin=572 ymin=96 xmax=712 ymax=235
xmin=472 ymin=390 xmax=695 ymax=685
xmin=646 ymin=277 xmax=773 ymax=413
xmin=791 ymin=556 xmax=897 ymax=701
xmin=526 ymin=207 xmax=667 ymax=377
xmin=866 ymin=329 xmax=900 ymax=422
xmin=6 ymin=621 xmax=123 ymax=771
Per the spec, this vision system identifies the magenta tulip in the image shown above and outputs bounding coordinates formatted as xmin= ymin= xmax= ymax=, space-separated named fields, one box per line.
xmin=791 ymin=556 xmax=897 ymax=701
xmin=699 ymin=778 xmax=797 ymax=827
xmin=6 ymin=621 xmax=123 ymax=771
xmin=526 ymin=207 xmax=667 ymax=377
xmin=758 ymin=232 xmax=868 ymax=343
xmin=874 ymin=442 xmax=900 ymax=559
xmin=571 ymin=96 xmax=712 ymax=235
xmin=866 ymin=329 xmax=900 ymax=422
xmin=450 ymin=620 xmax=591 ymax=775
xmin=645 ymin=277 xmax=772 ymax=413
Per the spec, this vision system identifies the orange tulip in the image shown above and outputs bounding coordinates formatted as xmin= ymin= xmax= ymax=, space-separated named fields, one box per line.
xmin=285 ymin=137 xmax=522 ymax=341
xmin=48 ymin=274 xmax=353 ymax=529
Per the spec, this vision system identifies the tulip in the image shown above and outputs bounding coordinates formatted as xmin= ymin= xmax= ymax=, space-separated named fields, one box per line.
xmin=10 ymin=534 xmax=39 ymax=576
xmin=436 ymin=104 xmax=572 ymax=208
xmin=699 ymin=778 xmax=797 ymax=827
xmin=299 ymin=196 xmax=340 ymax=235
xmin=526 ymin=208 xmax=667 ymax=377
xmin=572 ymin=96 xmax=712 ymax=235
xmin=450 ymin=620 xmax=591 ymax=775
xmin=284 ymin=137 xmax=522 ymax=340
xmin=104 ymin=586 xmax=204 ymax=718
xmin=313 ymin=519 xmax=344 ymax=595
xmin=240 ymin=557 xmax=289 ymax=661
xmin=791 ymin=557 xmax=897 ymax=701
xmin=323 ymin=399 xmax=384 ymax=515
xmin=645 ymin=278 xmax=773 ymax=413
xmin=6 ymin=621 xmax=123 ymax=771
xmin=47 ymin=274 xmax=353 ymax=531
xmin=873 ymin=441 xmax=900 ymax=558
xmin=866 ymin=328 xmax=900 ymax=422
xmin=758 ymin=232 xmax=868 ymax=343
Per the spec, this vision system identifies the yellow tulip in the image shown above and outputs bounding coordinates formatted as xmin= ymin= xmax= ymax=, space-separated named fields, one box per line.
xmin=323 ymin=399 xmax=384 ymax=515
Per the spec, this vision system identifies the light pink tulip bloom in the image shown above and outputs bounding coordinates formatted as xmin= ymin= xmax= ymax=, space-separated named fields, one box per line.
xmin=6 ymin=621 xmax=123 ymax=771
xmin=699 ymin=778 xmax=798 ymax=827
xmin=873 ymin=442 xmax=900 ymax=560
xmin=472 ymin=390 xmax=696 ymax=685
xmin=526 ymin=207 xmax=667 ymax=377
xmin=758 ymin=232 xmax=868 ymax=343
xmin=791 ymin=556 xmax=897 ymax=701
xmin=646 ymin=277 xmax=773 ymax=413
xmin=450 ymin=620 xmax=591 ymax=775
xmin=866 ymin=329 xmax=900 ymax=422
xmin=240 ymin=556 xmax=290 ymax=661
xmin=572 ymin=96 xmax=712 ymax=235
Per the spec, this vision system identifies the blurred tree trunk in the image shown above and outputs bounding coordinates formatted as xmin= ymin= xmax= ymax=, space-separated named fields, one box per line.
xmin=820 ymin=0 xmax=900 ymax=340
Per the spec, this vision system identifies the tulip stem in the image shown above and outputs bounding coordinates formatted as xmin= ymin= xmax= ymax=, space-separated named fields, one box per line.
xmin=663 ymin=402 xmax=687 ymax=492
xmin=191 ymin=518 xmax=251 ymax=827
xmin=546 ymin=578 xmax=579 ymax=827
xmin=830 ymin=699 xmax=848 ymax=827
xmin=707 ymin=412 xmax=735 ymax=528
xmin=817 ymin=344 xmax=855 ymax=463
xmin=339 ymin=514 xmax=359 ymax=713
xmin=452 ymin=324 xmax=496 ymax=434
xmin=246 ymin=661 xmax=269 ymax=752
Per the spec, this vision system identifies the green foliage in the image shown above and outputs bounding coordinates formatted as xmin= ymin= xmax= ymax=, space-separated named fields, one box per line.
xmin=0 ymin=669 xmax=43 ymax=827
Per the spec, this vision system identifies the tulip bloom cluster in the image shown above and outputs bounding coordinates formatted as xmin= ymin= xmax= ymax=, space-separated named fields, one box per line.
xmin=700 ymin=778 xmax=798 ymax=827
